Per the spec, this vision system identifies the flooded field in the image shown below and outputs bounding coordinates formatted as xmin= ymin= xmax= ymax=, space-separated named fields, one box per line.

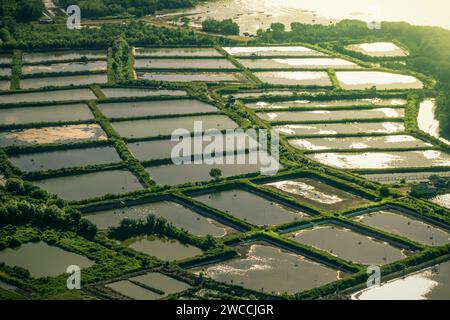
xmin=0 ymin=81 xmax=10 ymax=91
xmin=289 ymin=135 xmax=431 ymax=151
xmin=135 ymin=47 xmax=221 ymax=57
xmin=0 ymin=103 xmax=93 ymax=125
xmin=246 ymin=98 xmax=407 ymax=109
xmin=222 ymin=46 xmax=324 ymax=57
xmin=138 ymin=71 xmax=246 ymax=82
xmin=231 ymin=90 xmax=314 ymax=98
xmin=0 ymin=54 xmax=11 ymax=64
xmin=363 ymin=172 xmax=450 ymax=185
xmin=22 ymin=50 xmax=106 ymax=63
xmin=135 ymin=58 xmax=236 ymax=69
xmin=22 ymin=61 xmax=106 ymax=75
xmin=100 ymin=87 xmax=187 ymax=98
xmin=98 ymin=99 xmax=217 ymax=119
xmin=10 ymin=146 xmax=121 ymax=172
xmin=308 ymin=150 xmax=450 ymax=169
xmin=336 ymin=71 xmax=423 ymax=90
xmin=432 ymin=194 xmax=450 ymax=209
xmin=127 ymin=132 xmax=257 ymax=161
xmin=20 ymin=74 xmax=107 ymax=90
xmin=111 ymin=114 xmax=238 ymax=139
xmin=0 ymin=68 xmax=11 ymax=77
xmin=0 ymin=241 xmax=94 ymax=278
xmin=274 ymin=122 xmax=405 ymax=136
xmin=193 ymin=189 xmax=309 ymax=226
xmin=254 ymin=71 xmax=331 ymax=86
xmin=354 ymin=210 xmax=450 ymax=246
xmin=264 ymin=178 xmax=370 ymax=211
xmin=34 ymin=170 xmax=143 ymax=201
xmin=193 ymin=243 xmax=344 ymax=294
xmin=147 ymin=150 xmax=278 ymax=186
xmin=352 ymin=260 xmax=450 ymax=300
xmin=238 ymin=58 xmax=360 ymax=70
xmin=0 ymin=124 xmax=107 ymax=147
xmin=123 ymin=236 xmax=202 ymax=261
xmin=107 ymin=272 xmax=191 ymax=300
xmin=0 ymin=89 xmax=96 ymax=104
xmin=346 ymin=42 xmax=408 ymax=57
xmin=85 ymin=200 xmax=232 ymax=237
xmin=257 ymin=108 xmax=404 ymax=122
xmin=417 ymin=99 xmax=450 ymax=145
xmin=289 ymin=225 xmax=407 ymax=265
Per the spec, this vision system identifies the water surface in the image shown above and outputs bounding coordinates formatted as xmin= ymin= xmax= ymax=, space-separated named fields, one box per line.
xmin=135 ymin=58 xmax=236 ymax=69
xmin=0 ymin=241 xmax=94 ymax=278
xmin=354 ymin=210 xmax=450 ymax=246
xmin=34 ymin=170 xmax=142 ymax=201
xmin=193 ymin=189 xmax=309 ymax=226
xmin=100 ymin=88 xmax=187 ymax=98
xmin=20 ymin=74 xmax=107 ymax=90
xmin=255 ymin=71 xmax=331 ymax=86
xmin=336 ymin=71 xmax=423 ymax=90
xmin=0 ymin=89 xmax=96 ymax=104
xmin=274 ymin=122 xmax=405 ymax=136
xmin=139 ymin=72 xmax=246 ymax=82
xmin=346 ymin=42 xmax=408 ymax=57
xmin=85 ymin=200 xmax=232 ymax=237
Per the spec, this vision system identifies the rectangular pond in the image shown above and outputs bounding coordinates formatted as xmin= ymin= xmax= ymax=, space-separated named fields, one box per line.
xmin=288 ymin=224 xmax=408 ymax=265
xmin=254 ymin=71 xmax=331 ymax=86
xmin=100 ymin=87 xmax=187 ymax=99
xmin=107 ymin=272 xmax=191 ymax=300
xmin=138 ymin=72 xmax=246 ymax=83
xmin=22 ymin=61 xmax=107 ymax=75
xmin=274 ymin=122 xmax=405 ymax=136
xmin=111 ymin=114 xmax=238 ymax=139
xmin=353 ymin=209 xmax=450 ymax=246
xmin=22 ymin=50 xmax=106 ymax=63
xmin=352 ymin=260 xmax=450 ymax=300
xmin=0 ymin=89 xmax=97 ymax=105
xmin=20 ymin=74 xmax=108 ymax=90
xmin=257 ymin=108 xmax=404 ymax=122
xmin=289 ymin=135 xmax=431 ymax=151
xmin=146 ymin=150 xmax=280 ymax=186
xmin=0 ymin=68 xmax=11 ymax=77
xmin=192 ymin=189 xmax=310 ymax=226
xmin=135 ymin=47 xmax=221 ymax=57
xmin=127 ymin=132 xmax=257 ymax=162
xmin=192 ymin=243 xmax=345 ymax=295
xmin=336 ymin=71 xmax=423 ymax=90
xmin=307 ymin=150 xmax=450 ymax=170
xmin=0 ymin=124 xmax=107 ymax=147
xmin=98 ymin=99 xmax=217 ymax=119
xmin=10 ymin=146 xmax=121 ymax=172
xmin=0 ymin=241 xmax=94 ymax=278
xmin=0 ymin=81 xmax=10 ymax=91
xmin=85 ymin=200 xmax=233 ymax=237
xmin=0 ymin=54 xmax=11 ymax=64
xmin=246 ymin=98 xmax=407 ymax=109
xmin=122 ymin=236 xmax=202 ymax=261
xmin=135 ymin=58 xmax=236 ymax=69
xmin=238 ymin=58 xmax=360 ymax=70
xmin=222 ymin=46 xmax=325 ymax=57
xmin=0 ymin=103 xmax=94 ymax=125
xmin=346 ymin=42 xmax=408 ymax=58
xmin=34 ymin=169 xmax=143 ymax=201
xmin=264 ymin=178 xmax=371 ymax=211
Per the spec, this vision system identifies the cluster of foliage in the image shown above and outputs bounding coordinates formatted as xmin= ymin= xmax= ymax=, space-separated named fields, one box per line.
xmin=0 ymin=0 xmax=43 ymax=25
xmin=0 ymin=181 xmax=97 ymax=239
xmin=202 ymin=18 xmax=240 ymax=35
xmin=109 ymin=37 xmax=134 ymax=83
xmin=58 ymin=0 xmax=198 ymax=18
xmin=0 ymin=21 xmax=218 ymax=49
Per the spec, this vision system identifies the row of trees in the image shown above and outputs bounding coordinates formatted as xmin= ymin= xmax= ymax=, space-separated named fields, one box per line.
xmin=202 ymin=18 xmax=240 ymax=35
xmin=57 ymin=0 xmax=198 ymax=18
xmin=0 ymin=0 xmax=43 ymax=24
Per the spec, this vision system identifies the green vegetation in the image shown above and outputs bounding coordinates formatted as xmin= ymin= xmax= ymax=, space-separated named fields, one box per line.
xmin=202 ymin=18 xmax=240 ymax=36
xmin=0 ymin=0 xmax=43 ymax=25
xmin=58 ymin=0 xmax=199 ymax=18
xmin=109 ymin=37 xmax=134 ymax=83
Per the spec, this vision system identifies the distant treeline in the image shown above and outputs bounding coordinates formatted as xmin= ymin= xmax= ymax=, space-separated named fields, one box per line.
xmin=202 ymin=18 xmax=240 ymax=35
xmin=58 ymin=0 xmax=198 ymax=18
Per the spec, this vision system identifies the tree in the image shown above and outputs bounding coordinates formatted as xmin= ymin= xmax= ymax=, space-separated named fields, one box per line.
xmin=209 ymin=168 xmax=222 ymax=181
